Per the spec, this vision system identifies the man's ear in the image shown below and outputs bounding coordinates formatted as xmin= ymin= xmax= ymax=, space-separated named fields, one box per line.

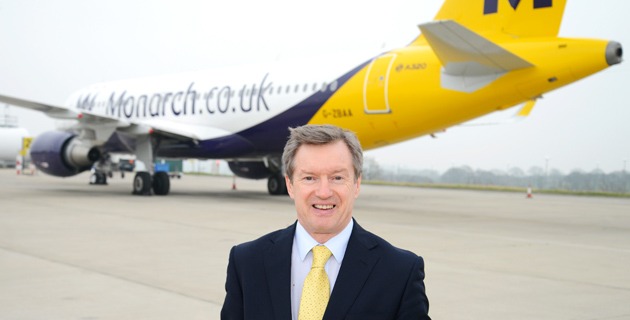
xmin=285 ymin=175 xmax=294 ymax=199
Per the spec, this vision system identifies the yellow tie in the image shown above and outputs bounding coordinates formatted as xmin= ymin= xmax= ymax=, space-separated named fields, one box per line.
xmin=298 ymin=245 xmax=332 ymax=320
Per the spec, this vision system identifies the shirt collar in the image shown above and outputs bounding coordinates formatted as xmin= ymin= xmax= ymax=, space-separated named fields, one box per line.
xmin=295 ymin=219 xmax=354 ymax=263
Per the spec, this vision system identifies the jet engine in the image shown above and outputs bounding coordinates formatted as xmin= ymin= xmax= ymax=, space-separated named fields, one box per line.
xmin=227 ymin=160 xmax=273 ymax=179
xmin=30 ymin=131 xmax=101 ymax=177
xmin=227 ymin=160 xmax=287 ymax=195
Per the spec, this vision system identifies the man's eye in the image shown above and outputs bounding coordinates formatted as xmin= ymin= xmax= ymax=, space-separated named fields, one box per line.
xmin=304 ymin=176 xmax=314 ymax=181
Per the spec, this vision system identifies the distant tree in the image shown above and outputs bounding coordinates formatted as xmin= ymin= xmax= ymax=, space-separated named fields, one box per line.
xmin=565 ymin=170 xmax=589 ymax=191
xmin=361 ymin=161 xmax=629 ymax=194
xmin=473 ymin=169 xmax=496 ymax=185
xmin=547 ymin=168 xmax=564 ymax=189
xmin=362 ymin=157 xmax=382 ymax=180
xmin=417 ymin=169 xmax=440 ymax=182
xmin=528 ymin=166 xmax=545 ymax=176
xmin=508 ymin=167 xmax=525 ymax=177
xmin=607 ymin=171 xmax=630 ymax=193
xmin=441 ymin=166 xmax=474 ymax=184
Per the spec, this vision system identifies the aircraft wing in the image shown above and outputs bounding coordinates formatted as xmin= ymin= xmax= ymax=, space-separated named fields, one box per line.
xmin=0 ymin=93 xmax=79 ymax=119
xmin=0 ymin=93 xmax=231 ymax=142
xmin=141 ymin=119 xmax=232 ymax=141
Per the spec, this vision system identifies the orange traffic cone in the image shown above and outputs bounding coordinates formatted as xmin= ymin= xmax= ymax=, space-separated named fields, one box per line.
xmin=526 ymin=186 xmax=533 ymax=199
xmin=16 ymin=156 xmax=22 ymax=175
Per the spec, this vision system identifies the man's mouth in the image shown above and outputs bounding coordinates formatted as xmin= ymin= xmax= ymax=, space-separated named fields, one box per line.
xmin=313 ymin=204 xmax=335 ymax=210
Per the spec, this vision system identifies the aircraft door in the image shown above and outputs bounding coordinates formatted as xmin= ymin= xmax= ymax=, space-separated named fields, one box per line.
xmin=363 ymin=53 xmax=396 ymax=114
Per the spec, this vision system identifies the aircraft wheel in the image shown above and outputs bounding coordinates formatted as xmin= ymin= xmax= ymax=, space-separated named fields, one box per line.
xmin=89 ymin=173 xmax=98 ymax=185
xmin=267 ymin=173 xmax=287 ymax=195
xmin=132 ymin=172 xmax=152 ymax=195
xmin=152 ymin=171 xmax=170 ymax=196
xmin=90 ymin=172 xmax=107 ymax=185
xmin=99 ymin=173 xmax=108 ymax=185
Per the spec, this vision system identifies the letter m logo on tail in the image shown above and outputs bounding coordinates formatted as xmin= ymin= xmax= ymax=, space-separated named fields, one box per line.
xmin=431 ymin=0 xmax=566 ymax=39
xmin=484 ymin=0 xmax=553 ymax=14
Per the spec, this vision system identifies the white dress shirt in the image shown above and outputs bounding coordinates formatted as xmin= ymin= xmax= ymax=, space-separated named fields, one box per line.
xmin=290 ymin=219 xmax=354 ymax=320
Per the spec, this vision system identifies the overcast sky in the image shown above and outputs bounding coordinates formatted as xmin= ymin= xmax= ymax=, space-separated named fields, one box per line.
xmin=1 ymin=0 xmax=628 ymax=174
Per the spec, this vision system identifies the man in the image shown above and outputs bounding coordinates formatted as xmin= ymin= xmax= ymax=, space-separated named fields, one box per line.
xmin=221 ymin=124 xmax=430 ymax=320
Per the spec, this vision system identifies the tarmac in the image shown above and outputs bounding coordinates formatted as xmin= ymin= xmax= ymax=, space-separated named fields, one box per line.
xmin=1 ymin=168 xmax=629 ymax=319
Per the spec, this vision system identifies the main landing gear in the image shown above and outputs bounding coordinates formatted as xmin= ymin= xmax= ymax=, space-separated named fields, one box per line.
xmin=89 ymin=171 xmax=108 ymax=185
xmin=267 ymin=172 xmax=287 ymax=195
xmin=131 ymin=134 xmax=171 ymax=196
xmin=132 ymin=171 xmax=170 ymax=196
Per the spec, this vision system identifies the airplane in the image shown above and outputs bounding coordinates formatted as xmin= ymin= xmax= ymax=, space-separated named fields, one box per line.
xmin=0 ymin=0 xmax=623 ymax=196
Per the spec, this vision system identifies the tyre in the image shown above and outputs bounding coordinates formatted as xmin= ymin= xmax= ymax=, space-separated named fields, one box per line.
xmin=98 ymin=172 xmax=108 ymax=185
xmin=152 ymin=171 xmax=170 ymax=196
xmin=89 ymin=173 xmax=98 ymax=185
xmin=132 ymin=172 xmax=152 ymax=195
xmin=90 ymin=172 xmax=107 ymax=185
xmin=267 ymin=173 xmax=287 ymax=195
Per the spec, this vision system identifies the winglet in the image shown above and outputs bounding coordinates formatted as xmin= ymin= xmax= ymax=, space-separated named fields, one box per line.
xmin=514 ymin=99 xmax=536 ymax=119
xmin=460 ymin=99 xmax=538 ymax=126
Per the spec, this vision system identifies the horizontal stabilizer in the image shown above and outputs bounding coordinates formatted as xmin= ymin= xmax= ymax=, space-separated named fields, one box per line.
xmin=419 ymin=20 xmax=533 ymax=92
xmin=419 ymin=20 xmax=533 ymax=75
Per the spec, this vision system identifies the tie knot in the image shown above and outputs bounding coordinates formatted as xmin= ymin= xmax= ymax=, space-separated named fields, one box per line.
xmin=311 ymin=245 xmax=332 ymax=269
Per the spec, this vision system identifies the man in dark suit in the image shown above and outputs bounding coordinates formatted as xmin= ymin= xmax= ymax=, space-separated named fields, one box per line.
xmin=221 ymin=124 xmax=430 ymax=320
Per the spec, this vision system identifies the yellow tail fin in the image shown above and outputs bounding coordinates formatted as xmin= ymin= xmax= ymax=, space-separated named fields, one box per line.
xmin=412 ymin=0 xmax=567 ymax=45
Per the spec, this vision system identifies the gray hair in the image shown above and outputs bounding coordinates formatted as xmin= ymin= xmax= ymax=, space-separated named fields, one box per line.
xmin=282 ymin=124 xmax=363 ymax=182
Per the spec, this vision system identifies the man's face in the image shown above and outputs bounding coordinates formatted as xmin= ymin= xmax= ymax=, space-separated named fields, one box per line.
xmin=286 ymin=140 xmax=361 ymax=243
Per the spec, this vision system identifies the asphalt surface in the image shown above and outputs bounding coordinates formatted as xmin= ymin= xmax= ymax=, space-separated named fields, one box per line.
xmin=1 ymin=169 xmax=629 ymax=319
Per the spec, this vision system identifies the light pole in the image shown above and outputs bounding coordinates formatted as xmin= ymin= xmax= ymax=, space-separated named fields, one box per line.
xmin=544 ymin=157 xmax=550 ymax=189
xmin=544 ymin=157 xmax=549 ymax=176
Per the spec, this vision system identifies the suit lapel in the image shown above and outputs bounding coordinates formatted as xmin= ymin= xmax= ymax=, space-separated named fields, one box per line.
xmin=324 ymin=221 xmax=380 ymax=319
xmin=264 ymin=223 xmax=295 ymax=320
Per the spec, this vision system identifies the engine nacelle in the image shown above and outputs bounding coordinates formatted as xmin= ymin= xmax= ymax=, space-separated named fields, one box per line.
xmin=227 ymin=161 xmax=273 ymax=180
xmin=30 ymin=131 xmax=101 ymax=177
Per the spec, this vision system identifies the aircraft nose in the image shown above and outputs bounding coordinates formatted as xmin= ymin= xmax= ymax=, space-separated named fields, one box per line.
xmin=606 ymin=41 xmax=623 ymax=65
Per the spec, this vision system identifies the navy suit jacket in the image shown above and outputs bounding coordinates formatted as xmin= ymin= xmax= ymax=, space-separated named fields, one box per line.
xmin=221 ymin=220 xmax=430 ymax=319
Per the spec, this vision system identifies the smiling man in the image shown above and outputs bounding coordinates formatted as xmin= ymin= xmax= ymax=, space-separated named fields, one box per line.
xmin=221 ymin=124 xmax=430 ymax=320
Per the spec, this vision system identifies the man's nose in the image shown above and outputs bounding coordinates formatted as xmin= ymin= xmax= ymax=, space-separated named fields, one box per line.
xmin=315 ymin=178 xmax=333 ymax=198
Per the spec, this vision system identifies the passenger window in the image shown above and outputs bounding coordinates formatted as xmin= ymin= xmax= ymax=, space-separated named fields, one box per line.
xmin=329 ymin=81 xmax=338 ymax=92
